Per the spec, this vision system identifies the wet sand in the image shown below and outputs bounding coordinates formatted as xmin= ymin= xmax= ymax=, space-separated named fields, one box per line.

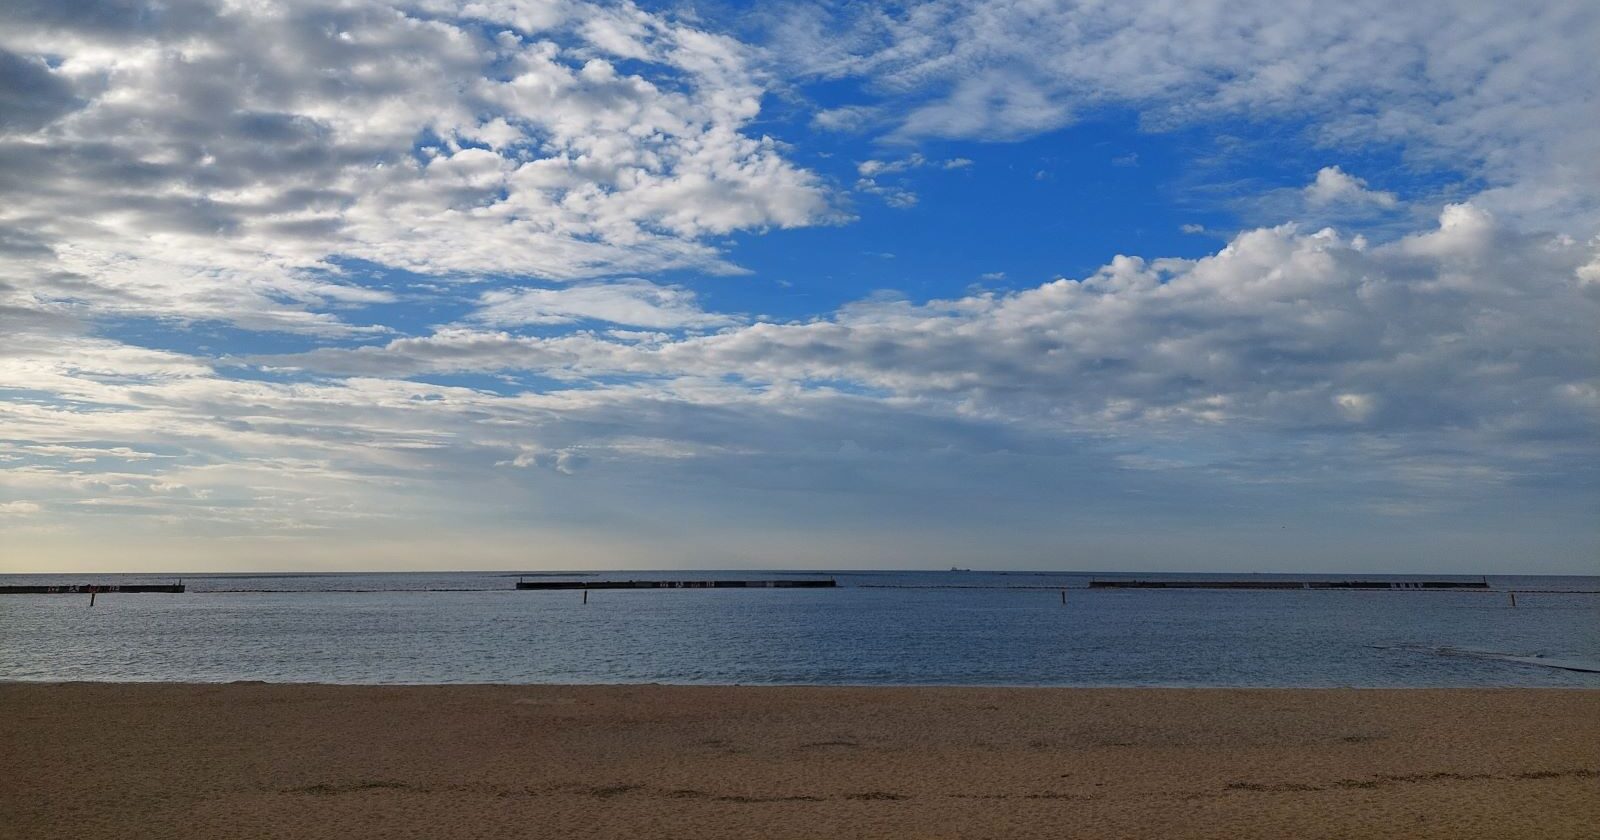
xmin=1 ymin=684 xmax=1595 ymax=839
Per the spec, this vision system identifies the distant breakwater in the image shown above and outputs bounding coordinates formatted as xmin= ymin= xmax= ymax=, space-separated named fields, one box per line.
xmin=516 ymin=579 xmax=836 ymax=590
xmin=0 ymin=583 xmax=186 ymax=595
xmin=1088 ymin=579 xmax=1489 ymax=591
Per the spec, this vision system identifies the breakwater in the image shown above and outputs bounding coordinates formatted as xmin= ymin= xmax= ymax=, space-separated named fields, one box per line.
xmin=1088 ymin=579 xmax=1488 ymax=590
xmin=516 ymin=579 xmax=836 ymax=590
xmin=0 ymin=583 xmax=186 ymax=594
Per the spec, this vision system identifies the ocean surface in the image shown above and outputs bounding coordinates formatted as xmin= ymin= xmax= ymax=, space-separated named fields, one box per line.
xmin=2 ymin=570 xmax=1597 ymax=687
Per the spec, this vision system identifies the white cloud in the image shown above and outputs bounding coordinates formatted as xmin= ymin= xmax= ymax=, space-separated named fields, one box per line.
xmin=1575 ymin=251 xmax=1600 ymax=288
xmin=0 ymin=0 xmax=837 ymax=334
xmin=858 ymin=153 xmax=972 ymax=177
xmin=472 ymin=280 xmax=737 ymax=330
xmin=1305 ymin=167 xmax=1399 ymax=209
xmin=267 ymin=205 xmax=1599 ymax=453
xmin=2 ymin=1 xmax=1597 ymax=570
xmin=852 ymin=153 xmax=967 ymax=208
xmin=4 ymin=204 xmax=1594 ymax=566
xmin=1332 ymin=393 xmax=1379 ymax=423
xmin=811 ymin=105 xmax=878 ymax=132
xmin=855 ymin=180 xmax=919 ymax=208
xmin=897 ymin=68 xmax=1072 ymax=140
xmin=776 ymin=0 xmax=1600 ymax=229
xmin=858 ymin=154 xmax=927 ymax=176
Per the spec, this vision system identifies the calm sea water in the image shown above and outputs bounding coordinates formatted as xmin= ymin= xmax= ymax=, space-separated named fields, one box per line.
xmin=1 ymin=571 xmax=1597 ymax=687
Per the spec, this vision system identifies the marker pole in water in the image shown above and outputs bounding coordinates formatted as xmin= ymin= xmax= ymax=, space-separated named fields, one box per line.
xmin=89 ymin=587 xmax=95 ymax=607
xmin=1509 ymin=591 xmax=1517 ymax=608
xmin=1060 ymin=589 xmax=1066 ymax=606
xmin=583 ymin=589 xmax=588 ymax=605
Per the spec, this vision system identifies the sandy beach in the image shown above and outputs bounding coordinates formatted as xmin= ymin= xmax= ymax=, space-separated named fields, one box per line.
xmin=1 ymin=684 xmax=1595 ymax=839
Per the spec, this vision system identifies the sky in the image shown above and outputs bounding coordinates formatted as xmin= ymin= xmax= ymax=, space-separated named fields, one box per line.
xmin=1 ymin=0 xmax=1597 ymax=574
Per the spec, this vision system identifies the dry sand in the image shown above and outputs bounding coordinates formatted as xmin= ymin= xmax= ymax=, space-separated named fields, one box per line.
xmin=1 ymin=684 xmax=1595 ymax=839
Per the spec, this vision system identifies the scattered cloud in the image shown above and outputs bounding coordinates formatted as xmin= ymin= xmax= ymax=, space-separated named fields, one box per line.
xmin=1305 ymin=167 xmax=1399 ymax=209
xmin=855 ymin=181 xmax=919 ymax=208
xmin=264 ymin=204 xmax=1598 ymax=453
xmin=6 ymin=201 xmax=1588 ymax=558
xmin=2 ymin=0 xmax=1595 ymax=570
xmin=853 ymin=153 xmax=969 ymax=207
xmin=858 ymin=154 xmax=928 ymax=176
xmin=0 ymin=0 xmax=838 ymax=335
xmin=779 ymin=0 xmax=1600 ymax=229
xmin=811 ymin=105 xmax=878 ymax=132
xmin=472 ymin=281 xmax=737 ymax=330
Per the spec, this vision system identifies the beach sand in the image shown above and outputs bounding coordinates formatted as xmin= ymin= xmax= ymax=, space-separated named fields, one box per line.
xmin=1 ymin=684 xmax=1595 ymax=839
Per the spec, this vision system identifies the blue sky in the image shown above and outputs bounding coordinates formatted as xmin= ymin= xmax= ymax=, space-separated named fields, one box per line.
xmin=1 ymin=0 xmax=1596 ymax=573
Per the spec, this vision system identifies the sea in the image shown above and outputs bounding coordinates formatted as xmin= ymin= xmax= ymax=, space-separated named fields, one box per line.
xmin=2 ymin=570 xmax=1597 ymax=687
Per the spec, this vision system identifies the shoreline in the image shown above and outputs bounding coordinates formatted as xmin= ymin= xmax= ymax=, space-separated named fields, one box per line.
xmin=3 ymin=684 xmax=1596 ymax=839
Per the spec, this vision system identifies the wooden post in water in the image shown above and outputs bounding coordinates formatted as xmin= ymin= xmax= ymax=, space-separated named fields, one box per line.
xmin=1509 ymin=591 xmax=1517 ymax=608
xmin=582 ymin=589 xmax=588 ymax=605
xmin=88 ymin=586 xmax=96 ymax=607
xmin=1060 ymin=589 xmax=1066 ymax=606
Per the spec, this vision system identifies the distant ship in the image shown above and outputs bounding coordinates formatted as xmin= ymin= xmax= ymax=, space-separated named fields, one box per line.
xmin=950 ymin=566 xmax=971 ymax=572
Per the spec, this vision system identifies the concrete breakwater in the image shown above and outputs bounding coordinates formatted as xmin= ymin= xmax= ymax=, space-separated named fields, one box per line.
xmin=1088 ymin=579 xmax=1489 ymax=590
xmin=0 ymin=583 xmax=186 ymax=594
xmin=516 ymin=579 xmax=836 ymax=590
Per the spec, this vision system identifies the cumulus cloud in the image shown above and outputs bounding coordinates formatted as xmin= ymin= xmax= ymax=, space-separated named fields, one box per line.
xmin=268 ymin=205 xmax=1599 ymax=449
xmin=3 ymin=202 xmax=1595 ymax=567
xmin=1304 ymin=167 xmax=1399 ymax=209
xmin=1578 ymin=252 xmax=1600 ymax=288
xmin=2 ymin=1 xmax=1596 ymax=570
xmin=0 ymin=0 xmax=836 ymax=334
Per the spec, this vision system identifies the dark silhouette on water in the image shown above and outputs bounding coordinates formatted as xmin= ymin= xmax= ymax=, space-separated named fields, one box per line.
xmin=0 ymin=583 xmax=186 ymax=594
xmin=1088 ymin=579 xmax=1489 ymax=590
xmin=516 ymin=579 xmax=836 ymax=590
